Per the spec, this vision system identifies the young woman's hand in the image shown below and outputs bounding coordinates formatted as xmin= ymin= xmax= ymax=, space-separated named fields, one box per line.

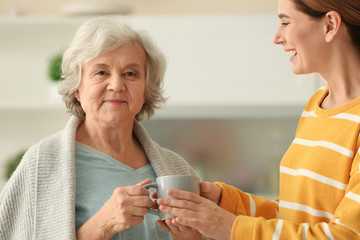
xmin=200 ymin=181 xmax=222 ymax=204
xmin=158 ymin=189 xmax=236 ymax=240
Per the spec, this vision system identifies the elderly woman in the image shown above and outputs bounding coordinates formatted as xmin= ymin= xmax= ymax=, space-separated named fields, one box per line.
xmin=0 ymin=16 xmax=201 ymax=240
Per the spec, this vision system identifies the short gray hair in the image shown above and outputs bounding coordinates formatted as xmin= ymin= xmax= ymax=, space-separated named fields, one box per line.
xmin=59 ymin=15 xmax=167 ymax=121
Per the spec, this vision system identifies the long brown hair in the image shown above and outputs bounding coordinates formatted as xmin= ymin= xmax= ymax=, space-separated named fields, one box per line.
xmin=292 ymin=0 xmax=360 ymax=52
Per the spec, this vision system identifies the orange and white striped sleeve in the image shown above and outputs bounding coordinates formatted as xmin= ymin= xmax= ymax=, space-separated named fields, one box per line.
xmin=215 ymin=182 xmax=279 ymax=219
xmin=216 ymin=148 xmax=360 ymax=239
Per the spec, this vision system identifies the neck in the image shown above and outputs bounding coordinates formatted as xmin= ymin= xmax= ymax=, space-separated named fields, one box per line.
xmin=76 ymin=118 xmax=136 ymax=156
xmin=319 ymin=47 xmax=360 ymax=109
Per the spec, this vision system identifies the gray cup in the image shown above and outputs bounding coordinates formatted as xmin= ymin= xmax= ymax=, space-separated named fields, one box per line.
xmin=144 ymin=174 xmax=200 ymax=220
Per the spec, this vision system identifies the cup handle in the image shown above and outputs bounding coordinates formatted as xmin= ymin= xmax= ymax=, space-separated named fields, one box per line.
xmin=143 ymin=183 xmax=161 ymax=217
xmin=143 ymin=183 xmax=158 ymax=189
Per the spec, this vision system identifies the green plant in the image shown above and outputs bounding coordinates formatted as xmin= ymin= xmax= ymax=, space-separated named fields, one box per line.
xmin=5 ymin=150 xmax=26 ymax=180
xmin=47 ymin=52 xmax=63 ymax=82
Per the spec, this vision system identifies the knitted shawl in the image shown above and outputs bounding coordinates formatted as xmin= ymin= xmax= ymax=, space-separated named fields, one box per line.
xmin=0 ymin=116 xmax=197 ymax=239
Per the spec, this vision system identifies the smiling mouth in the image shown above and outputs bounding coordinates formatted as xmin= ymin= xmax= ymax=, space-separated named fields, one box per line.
xmin=105 ymin=99 xmax=127 ymax=105
xmin=286 ymin=50 xmax=297 ymax=58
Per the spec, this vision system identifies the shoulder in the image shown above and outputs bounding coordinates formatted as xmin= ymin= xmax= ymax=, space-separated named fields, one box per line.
xmin=36 ymin=115 xmax=81 ymax=150
xmin=155 ymin=143 xmax=185 ymax=161
xmin=152 ymin=142 xmax=198 ymax=176
xmin=11 ymin=115 xmax=80 ymax=174
xmin=303 ymin=85 xmax=328 ymax=111
xmin=133 ymin=121 xmax=197 ymax=176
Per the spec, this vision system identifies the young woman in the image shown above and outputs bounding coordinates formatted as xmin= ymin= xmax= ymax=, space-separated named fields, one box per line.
xmin=157 ymin=0 xmax=360 ymax=239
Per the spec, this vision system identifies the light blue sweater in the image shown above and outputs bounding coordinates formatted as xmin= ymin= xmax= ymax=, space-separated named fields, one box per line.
xmin=75 ymin=142 xmax=171 ymax=239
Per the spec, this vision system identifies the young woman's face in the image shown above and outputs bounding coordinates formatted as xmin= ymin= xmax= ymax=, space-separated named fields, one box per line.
xmin=273 ymin=0 xmax=326 ymax=75
xmin=75 ymin=42 xmax=147 ymax=126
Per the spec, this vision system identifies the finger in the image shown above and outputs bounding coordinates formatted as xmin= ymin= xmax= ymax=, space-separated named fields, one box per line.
xmin=136 ymin=178 xmax=152 ymax=186
xmin=166 ymin=189 xmax=203 ymax=203
xmin=152 ymin=199 xmax=159 ymax=210
xmin=131 ymin=206 xmax=150 ymax=217
xmin=164 ymin=218 xmax=181 ymax=232
xmin=200 ymin=181 xmax=212 ymax=193
xmin=158 ymin=197 xmax=199 ymax=211
xmin=170 ymin=218 xmax=191 ymax=232
xmin=129 ymin=215 xmax=145 ymax=226
xmin=159 ymin=205 xmax=196 ymax=227
xmin=151 ymin=190 xmax=157 ymax=199
xmin=200 ymin=182 xmax=222 ymax=204
xmin=132 ymin=196 xmax=153 ymax=208
xmin=126 ymin=185 xmax=150 ymax=196
xmin=156 ymin=220 xmax=171 ymax=232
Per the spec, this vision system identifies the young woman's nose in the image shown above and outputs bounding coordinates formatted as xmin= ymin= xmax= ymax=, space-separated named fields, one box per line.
xmin=273 ymin=25 xmax=285 ymax=45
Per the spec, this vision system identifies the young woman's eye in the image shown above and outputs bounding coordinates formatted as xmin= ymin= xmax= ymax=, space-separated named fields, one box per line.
xmin=281 ymin=22 xmax=289 ymax=27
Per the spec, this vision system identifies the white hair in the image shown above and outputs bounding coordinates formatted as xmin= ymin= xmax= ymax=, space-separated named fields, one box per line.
xmin=59 ymin=15 xmax=167 ymax=120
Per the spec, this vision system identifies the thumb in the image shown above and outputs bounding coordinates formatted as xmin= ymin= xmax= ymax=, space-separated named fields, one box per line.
xmin=136 ymin=178 xmax=152 ymax=186
xmin=200 ymin=181 xmax=214 ymax=195
xmin=200 ymin=182 xmax=222 ymax=204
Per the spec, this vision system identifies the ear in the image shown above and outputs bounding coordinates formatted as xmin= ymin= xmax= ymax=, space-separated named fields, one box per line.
xmin=324 ymin=11 xmax=342 ymax=43
xmin=74 ymin=90 xmax=80 ymax=101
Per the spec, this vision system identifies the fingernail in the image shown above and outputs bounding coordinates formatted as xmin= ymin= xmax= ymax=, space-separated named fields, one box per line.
xmin=159 ymin=205 xmax=166 ymax=211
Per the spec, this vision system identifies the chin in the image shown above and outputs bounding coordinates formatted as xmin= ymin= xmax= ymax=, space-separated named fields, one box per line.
xmin=291 ymin=65 xmax=310 ymax=75
xmin=291 ymin=68 xmax=303 ymax=75
xmin=102 ymin=115 xmax=125 ymax=125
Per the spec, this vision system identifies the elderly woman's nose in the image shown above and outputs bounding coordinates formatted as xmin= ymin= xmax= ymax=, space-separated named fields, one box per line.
xmin=108 ymin=74 xmax=126 ymax=91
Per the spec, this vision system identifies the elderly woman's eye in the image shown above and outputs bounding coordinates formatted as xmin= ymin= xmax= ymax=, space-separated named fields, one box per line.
xmin=125 ymin=72 xmax=135 ymax=76
xmin=124 ymin=71 xmax=136 ymax=79
xmin=96 ymin=71 xmax=106 ymax=75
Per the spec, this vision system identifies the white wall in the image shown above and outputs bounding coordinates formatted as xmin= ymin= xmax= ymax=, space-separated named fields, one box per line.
xmin=1 ymin=0 xmax=277 ymax=16
xmin=0 ymin=15 xmax=321 ymax=191
xmin=0 ymin=15 xmax=320 ymax=106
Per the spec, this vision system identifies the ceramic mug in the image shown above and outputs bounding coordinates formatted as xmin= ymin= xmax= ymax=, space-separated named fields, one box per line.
xmin=144 ymin=174 xmax=200 ymax=220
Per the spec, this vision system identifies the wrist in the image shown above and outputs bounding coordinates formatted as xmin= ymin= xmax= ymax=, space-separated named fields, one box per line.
xmin=217 ymin=188 xmax=223 ymax=205
xmin=213 ymin=183 xmax=222 ymax=205
xmin=76 ymin=215 xmax=113 ymax=240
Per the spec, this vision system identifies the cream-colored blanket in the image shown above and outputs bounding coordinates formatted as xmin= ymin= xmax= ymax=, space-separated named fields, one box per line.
xmin=0 ymin=116 xmax=197 ymax=239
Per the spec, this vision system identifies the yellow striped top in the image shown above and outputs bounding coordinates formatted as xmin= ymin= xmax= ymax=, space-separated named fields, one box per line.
xmin=216 ymin=86 xmax=360 ymax=239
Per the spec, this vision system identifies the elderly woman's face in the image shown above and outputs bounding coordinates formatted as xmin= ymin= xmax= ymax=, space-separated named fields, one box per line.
xmin=75 ymin=42 xmax=147 ymax=125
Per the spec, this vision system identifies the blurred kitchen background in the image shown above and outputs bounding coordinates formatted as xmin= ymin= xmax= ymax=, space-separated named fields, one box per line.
xmin=0 ymin=0 xmax=324 ymax=198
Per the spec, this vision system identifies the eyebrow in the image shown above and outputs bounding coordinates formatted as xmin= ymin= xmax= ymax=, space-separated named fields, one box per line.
xmin=90 ymin=63 xmax=142 ymax=69
xmin=87 ymin=63 xmax=108 ymax=72
xmin=278 ymin=13 xmax=290 ymax=19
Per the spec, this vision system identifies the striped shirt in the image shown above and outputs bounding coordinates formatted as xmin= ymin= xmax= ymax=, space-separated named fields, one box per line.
xmin=217 ymin=86 xmax=360 ymax=239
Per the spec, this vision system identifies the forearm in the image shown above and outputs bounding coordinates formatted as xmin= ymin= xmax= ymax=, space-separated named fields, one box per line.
xmin=215 ymin=182 xmax=278 ymax=219
xmin=215 ymin=182 xmax=248 ymax=215
xmin=76 ymin=214 xmax=113 ymax=240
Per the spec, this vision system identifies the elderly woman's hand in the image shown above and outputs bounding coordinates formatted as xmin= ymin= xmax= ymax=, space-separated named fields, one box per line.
xmin=76 ymin=178 xmax=153 ymax=240
xmin=158 ymin=189 xmax=237 ymax=240
xmin=156 ymin=219 xmax=202 ymax=240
